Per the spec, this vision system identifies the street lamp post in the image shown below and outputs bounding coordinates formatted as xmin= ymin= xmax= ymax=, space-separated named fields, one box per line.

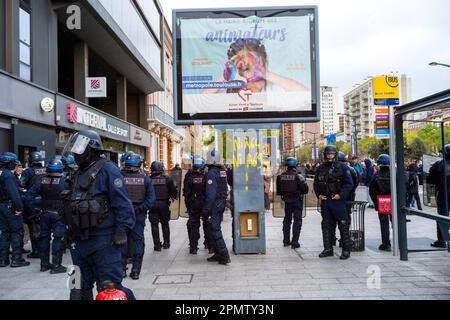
xmin=301 ymin=131 xmax=319 ymax=163
xmin=339 ymin=113 xmax=360 ymax=157
xmin=429 ymin=62 xmax=450 ymax=68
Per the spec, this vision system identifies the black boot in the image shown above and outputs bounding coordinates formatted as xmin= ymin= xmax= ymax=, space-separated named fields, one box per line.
xmin=338 ymin=220 xmax=352 ymax=260
xmin=319 ymin=221 xmax=334 ymax=258
xmin=218 ymin=251 xmax=231 ymax=265
xmin=207 ymin=253 xmax=221 ymax=262
xmin=40 ymin=253 xmax=52 ymax=272
xmin=154 ymin=242 xmax=162 ymax=252
xmin=291 ymin=230 xmax=301 ymax=249
xmin=283 ymin=228 xmax=291 ymax=247
xmin=189 ymin=247 xmax=198 ymax=255
xmin=430 ymin=241 xmax=447 ymax=248
xmin=0 ymin=252 xmax=9 ymax=267
xmin=151 ymin=223 xmax=162 ymax=251
xmin=50 ymin=253 xmax=67 ymax=274
xmin=11 ymin=255 xmax=30 ymax=268
xmin=130 ymin=270 xmax=140 ymax=280
xmin=162 ymin=222 xmax=170 ymax=249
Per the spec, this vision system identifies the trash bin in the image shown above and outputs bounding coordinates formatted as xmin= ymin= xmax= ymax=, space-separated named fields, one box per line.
xmin=348 ymin=201 xmax=368 ymax=252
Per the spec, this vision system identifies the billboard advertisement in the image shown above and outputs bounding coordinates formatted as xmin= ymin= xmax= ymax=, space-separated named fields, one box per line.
xmin=173 ymin=7 xmax=320 ymax=125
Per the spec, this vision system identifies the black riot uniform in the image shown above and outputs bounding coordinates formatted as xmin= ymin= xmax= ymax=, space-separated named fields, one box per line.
xmin=0 ymin=153 xmax=29 ymax=268
xmin=121 ymin=152 xmax=155 ymax=279
xmin=21 ymin=154 xmax=46 ymax=259
xmin=25 ymin=160 xmax=69 ymax=274
xmin=369 ymin=154 xmax=392 ymax=251
xmin=276 ymin=158 xmax=309 ymax=249
xmin=62 ymin=130 xmax=135 ymax=300
xmin=149 ymin=162 xmax=177 ymax=251
xmin=183 ymin=166 xmax=211 ymax=254
xmin=427 ymin=144 xmax=450 ymax=248
xmin=314 ymin=146 xmax=354 ymax=260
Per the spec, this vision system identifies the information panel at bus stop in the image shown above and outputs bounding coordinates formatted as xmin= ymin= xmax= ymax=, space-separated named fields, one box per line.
xmin=173 ymin=6 xmax=320 ymax=125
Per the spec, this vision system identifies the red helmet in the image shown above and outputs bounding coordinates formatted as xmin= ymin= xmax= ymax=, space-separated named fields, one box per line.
xmin=96 ymin=282 xmax=127 ymax=301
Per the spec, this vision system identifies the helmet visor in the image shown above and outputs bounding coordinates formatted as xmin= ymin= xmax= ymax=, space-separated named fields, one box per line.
xmin=63 ymin=133 xmax=91 ymax=156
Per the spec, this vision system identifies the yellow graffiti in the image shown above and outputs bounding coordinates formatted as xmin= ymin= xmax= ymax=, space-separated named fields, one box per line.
xmin=233 ymin=136 xmax=267 ymax=192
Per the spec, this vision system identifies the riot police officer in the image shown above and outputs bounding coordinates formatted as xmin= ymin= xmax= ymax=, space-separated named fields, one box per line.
xmin=332 ymin=152 xmax=359 ymax=247
xmin=183 ymin=156 xmax=210 ymax=254
xmin=61 ymin=155 xmax=76 ymax=180
xmin=149 ymin=161 xmax=177 ymax=251
xmin=120 ymin=151 xmax=134 ymax=171
xmin=314 ymin=146 xmax=354 ymax=260
xmin=62 ymin=130 xmax=136 ymax=300
xmin=119 ymin=150 xmax=137 ymax=266
xmin=276 ymin=157 xmax=309 ymax=249
xmin=121 ymin=152 xmax=155 ymax=280
xmin=25 ymin=160 xmax=69 ymax=274
xmin=203 ymin=150 xmax=230 ymax=265
xmin=0 ymin=152 xmax=30 ymax=268
xmin=369 ymin=154 xmax=392 ymax=251
xmin=21 ymin=151 xmax=46 ymax=259
xmin=427 ymin=145 xmax=450 ymax=248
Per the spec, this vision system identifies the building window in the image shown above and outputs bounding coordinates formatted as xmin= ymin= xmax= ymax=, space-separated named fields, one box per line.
xmin=19 ymin=2 xmax=31 ymax=81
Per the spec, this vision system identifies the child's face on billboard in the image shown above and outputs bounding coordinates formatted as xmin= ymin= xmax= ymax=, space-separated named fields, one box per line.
xmin=232 ymin=49 xmax=265 ymax=80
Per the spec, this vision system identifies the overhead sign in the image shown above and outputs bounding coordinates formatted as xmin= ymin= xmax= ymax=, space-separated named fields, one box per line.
xmin=173 ymin=6 xmax=320 ymax=125
xmin=56 ymin=94 xmax=130 ymax=143
xmin=373 ymin=75 xmax=399 ymax=106
xmin=130 ymin=125 xmax=151 ymax=147
xmin=86 ymin=77 xmax=107 ymax=98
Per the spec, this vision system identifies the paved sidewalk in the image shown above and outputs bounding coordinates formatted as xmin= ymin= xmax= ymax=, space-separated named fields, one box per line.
xmin=0 ymin=187 xmax=449 ymax=300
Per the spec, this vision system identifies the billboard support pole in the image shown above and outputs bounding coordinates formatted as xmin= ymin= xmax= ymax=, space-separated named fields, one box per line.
xmin=390 ymin=106 xmax=400 ymax=257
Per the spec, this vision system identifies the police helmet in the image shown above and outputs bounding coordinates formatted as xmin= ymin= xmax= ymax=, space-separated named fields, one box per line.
xmin=205 ymin=149 xmax=222 ymax=166
xmin=120 ymin=151 xmax=134 ymax=165
xmin=377 ymin=154 xmax=391 ymax=166
xmin=63 ymin=130 xmax=104 ymax=156
xmin=338 ymin=152 xmax=347 ymax=162
xmin=61 ymin=155 xmax=76 ymax=167
xmin=124 ymin=152 xmax=142 ymax=168
xmin=151 ymin=161 xmax=164 ymax=173
xmin=0 ymin=152 xmax=19 ymax=169
xmin=29 ymin=151 xmax=44 ymax=165
xmin=285 ymin=157 xmax=298 ymax=168
xmin=324 ymin=145 xmax=338 ymax=161
xmin=46 ymin=160 xmax=64 ymax=177
xmin=193 ymin=156 xmax=205 ymax=169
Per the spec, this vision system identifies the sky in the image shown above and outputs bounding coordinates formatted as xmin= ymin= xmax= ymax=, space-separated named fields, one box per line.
xmin=160 ymin=0 xmax=450 ymax=111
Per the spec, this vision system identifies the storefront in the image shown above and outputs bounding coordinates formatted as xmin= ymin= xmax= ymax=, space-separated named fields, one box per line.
xmin=0 ymin=71 xmax=57 ymax=164
xmin=55 ymin=94 xmax=151 ymax=165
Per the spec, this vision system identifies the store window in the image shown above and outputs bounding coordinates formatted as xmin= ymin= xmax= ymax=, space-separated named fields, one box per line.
xmin=19 ymin=1 xmax=32 ymax=81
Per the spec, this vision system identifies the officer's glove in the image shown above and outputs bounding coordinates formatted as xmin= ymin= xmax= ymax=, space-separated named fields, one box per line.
xmin=112 ymin=229 xmax=128 ymax=249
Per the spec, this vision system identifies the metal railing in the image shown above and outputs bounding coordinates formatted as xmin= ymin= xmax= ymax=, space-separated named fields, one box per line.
xmin=148 ymin=104 xmax=178 ymax=131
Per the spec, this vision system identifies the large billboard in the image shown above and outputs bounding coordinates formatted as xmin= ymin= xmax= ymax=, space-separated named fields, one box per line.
xmin=173 ymin=6 xmax=320 ymax=125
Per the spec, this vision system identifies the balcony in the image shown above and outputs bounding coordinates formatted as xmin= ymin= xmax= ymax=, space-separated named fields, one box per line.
xmin=147 ymin=104 xmax=184 ymax=141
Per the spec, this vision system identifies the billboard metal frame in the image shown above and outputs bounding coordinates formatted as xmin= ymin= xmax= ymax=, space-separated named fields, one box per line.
xmin=172 ymin=6 xmax=320 ymax=125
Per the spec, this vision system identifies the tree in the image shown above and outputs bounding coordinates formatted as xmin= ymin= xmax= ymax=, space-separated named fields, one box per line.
xmin=405 ymin=137 xmax=427 ymax=161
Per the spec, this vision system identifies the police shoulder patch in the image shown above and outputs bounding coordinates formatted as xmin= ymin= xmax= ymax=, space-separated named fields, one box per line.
xmin=114 ymin=178 xmax=123 ymax=188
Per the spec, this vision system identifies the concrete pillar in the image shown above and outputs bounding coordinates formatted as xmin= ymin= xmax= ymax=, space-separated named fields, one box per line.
xmin=5 ymin=0 xmax=19 ymax=75
xmin=74 ymin=41 xmax=89 ymax=104
xmin=116 ymin=76 xmax=127 ymax=121
xmin=139 ymin=94 xmax=148 ymax=128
